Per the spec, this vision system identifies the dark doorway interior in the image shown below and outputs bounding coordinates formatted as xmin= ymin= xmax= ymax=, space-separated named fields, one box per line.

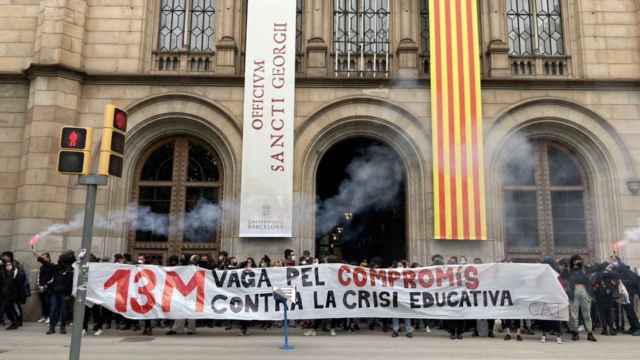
xmin=315 ymin=137 xmax=406 ymax=266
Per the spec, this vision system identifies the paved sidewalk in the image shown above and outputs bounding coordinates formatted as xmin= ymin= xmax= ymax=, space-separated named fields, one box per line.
xmin=0 ymin=323 xmax=638 ymax=360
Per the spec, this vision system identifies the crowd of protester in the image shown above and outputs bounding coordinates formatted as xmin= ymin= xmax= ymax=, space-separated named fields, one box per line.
xmin=1 ymin=248 xmax=640 ymax=343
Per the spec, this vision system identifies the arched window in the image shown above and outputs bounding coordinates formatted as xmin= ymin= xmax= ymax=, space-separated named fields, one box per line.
xmin=502 ymin=139 xmax=591 ymax=261
xmin=130 ymin=136 xmax=222 ymax=263
xmin=333 ymin=0 xmax=390 ymax=78
xmin=507 ymin=0 xmax=564 ymax=57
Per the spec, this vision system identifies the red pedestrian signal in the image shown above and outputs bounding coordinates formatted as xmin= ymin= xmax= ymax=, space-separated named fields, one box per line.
xmin=58 ymin=127 xmax=93 ymax=175
xmin=99 ymin=104 xmax=127 ymax=177
xmin=61 ymin=127 xmax=88 ymax=149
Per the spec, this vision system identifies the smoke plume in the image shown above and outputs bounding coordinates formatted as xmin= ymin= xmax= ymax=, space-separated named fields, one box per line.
xmin=499 ymin=133 xmax=536 ymax=186
xmin=32 ymin=201 xmax=222 ymax=245
xmin=315 ymin=145 xmax=404 ymax=236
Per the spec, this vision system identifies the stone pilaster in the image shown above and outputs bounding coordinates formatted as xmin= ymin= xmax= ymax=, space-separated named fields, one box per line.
xmin=215 ymin=0 xmax=238 ymax=75
xmin=305 ymin=0 xmax=328 ymax=77
xmin=486 ymin=0 xmax=510 ymax=77
xmin=12 ymin=67 xmax=84 ymax=262
xmin=396 ymin=0 xmax=418 ymax=78
xmin=33 ymin=0 xmax=87 ymax=70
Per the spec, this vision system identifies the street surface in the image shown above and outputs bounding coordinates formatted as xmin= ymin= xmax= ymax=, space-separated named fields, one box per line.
xmin=0 ymin=323 xmax=638 ymax=360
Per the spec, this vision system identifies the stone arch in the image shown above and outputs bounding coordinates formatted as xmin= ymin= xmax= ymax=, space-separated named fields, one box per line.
xmin=486 ymin=97 xmax=634 ymax=260
xmin=295 ymin=96 xmax=431 ymax=263
xmin=101 ymin=93 xmax=242 ymax=256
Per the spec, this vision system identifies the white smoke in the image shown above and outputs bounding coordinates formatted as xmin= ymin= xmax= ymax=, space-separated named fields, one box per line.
xmin=183 ymin=201 xmax=222 ymax=242
xmin=499 ymin=133 xmax=536 ymax=186
xmin=315 ymin=145 xmax=404 ymax=236
xmin=615 ymin=225 xmax=640 ymax=251
xmin=33 ymin=201 xmax=222 ymax=243
xmin=625 ymin=227 xmax=640 ymax=242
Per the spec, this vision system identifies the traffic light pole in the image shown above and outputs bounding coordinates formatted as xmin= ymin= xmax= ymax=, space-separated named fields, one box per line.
xmin=69 ymin=175 xmax=108 ymax=360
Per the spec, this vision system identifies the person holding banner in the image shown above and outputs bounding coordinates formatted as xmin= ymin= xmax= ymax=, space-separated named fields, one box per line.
xmin=391 ymin=261 xmax=413 ymax=338
xmin=136 ymin=255 xmax=154 ymax=336
xmin=539 ymin=257 xmax=563 ymax=344
xmin=567 ymin=255 xmax=597 ymax=342
xmin=167 ymin=255 xmax=201 ymax=336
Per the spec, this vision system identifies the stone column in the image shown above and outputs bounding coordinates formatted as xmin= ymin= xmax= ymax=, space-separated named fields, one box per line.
xmin=10 ymin=0 xmax=88 ymax=264
xmin=487 ymin=0 xmax=510 ymax=77
xmin=306 ymin=0 xmax=328 ymax=77
xmin=12 ymin=70 xmax=84 ymax=260
xmin=215 ymin=0 xmax=238 ymax=75
xmin=32 ymin=0 xmax=87 ymax=70
xmin=397 ymin=0 xmax=419 ymax=78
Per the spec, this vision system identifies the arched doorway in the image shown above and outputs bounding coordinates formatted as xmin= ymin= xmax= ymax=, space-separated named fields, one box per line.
xmin=315 ymin=137 xmax=406 ymax=266
xmin=128 ymin=136 xmax=222 ymax=264
xmin=500 ymin=137 xmax=594 ymax=262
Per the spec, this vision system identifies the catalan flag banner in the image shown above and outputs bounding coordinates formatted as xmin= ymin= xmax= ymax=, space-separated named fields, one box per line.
xmin=429 ymin=0 xmax=487 ymax=240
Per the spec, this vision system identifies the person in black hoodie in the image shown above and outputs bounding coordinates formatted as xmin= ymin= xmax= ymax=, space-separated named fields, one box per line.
xmin=592 ymin=263 xmax=620 ymax=336
xmin=1 ymin=251 xmax=27 ymax=330
xmin=567 ymin=255 xmax=597 ymax=342
xmin=47 ymin=251 xmax=75 ymax=335
xmin=1 ymin=254 xmax=20 ymax=330
xmin=34 ymin=251 xmax=56 ymax=323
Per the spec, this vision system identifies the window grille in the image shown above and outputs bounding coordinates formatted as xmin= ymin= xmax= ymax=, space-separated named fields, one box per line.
xmin=333 ymin=0 xmax=390 ymax=78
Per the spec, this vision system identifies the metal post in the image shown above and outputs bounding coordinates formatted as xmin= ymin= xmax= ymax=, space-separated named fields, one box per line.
xmin=69 ymin=175 xmax=108 ymax=360
xmin=280 ymin=303 xmax=294 ymax=351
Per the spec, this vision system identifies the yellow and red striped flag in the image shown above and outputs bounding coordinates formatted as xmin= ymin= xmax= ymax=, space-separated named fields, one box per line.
xmin=429 ymin=0 xmax=487 ymax=240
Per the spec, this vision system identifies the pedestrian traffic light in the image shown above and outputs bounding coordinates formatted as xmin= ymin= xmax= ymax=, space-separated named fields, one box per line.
xmin=98 ymin=104 xmax=127 ymax=177
xmin=57 ymin=127 xmax=93 ymax=175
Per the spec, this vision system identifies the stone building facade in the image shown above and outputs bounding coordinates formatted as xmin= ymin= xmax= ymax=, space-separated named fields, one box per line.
xmin=0 ymin=0 xmax=639 ymax=277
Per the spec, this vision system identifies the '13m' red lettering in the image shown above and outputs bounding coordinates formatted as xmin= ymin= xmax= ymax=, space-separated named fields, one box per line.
xmin=104 ymin=269 xmax=206 ymax=314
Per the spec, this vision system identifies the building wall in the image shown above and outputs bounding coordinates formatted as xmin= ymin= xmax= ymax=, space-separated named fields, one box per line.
xmin=0 ymin=0 xmax=639 ymax=277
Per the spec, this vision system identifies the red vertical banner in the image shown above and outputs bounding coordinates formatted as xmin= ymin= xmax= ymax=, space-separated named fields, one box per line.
xmin=430 ymin=0 xmax=487 ymax=240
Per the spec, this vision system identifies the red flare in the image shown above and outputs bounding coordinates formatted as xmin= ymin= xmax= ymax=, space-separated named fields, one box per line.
xmin=30 ymin=234 xmax=41 ymax=247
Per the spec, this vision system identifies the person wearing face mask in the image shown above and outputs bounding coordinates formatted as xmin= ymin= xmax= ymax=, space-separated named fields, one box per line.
xmin=217 ymin=251 xmax=229 ymax=269
xmin=539 ymin=256 xmax=563 ymax=344
xmin=167 ymin=255 xmax=200 ymax=336
xmin=135 ymin=255 xmax=154 ymax=336
xmin=238 ymin=259 xmax=257 ymax=336
xmin=593 ymin=262 xmax=620 ymax=336
xmin=391 ymin=260 xmax=413 ymax=338
xmin=1 ymin=254 xmax=21 ymax=330
xmin=47 ymin=251 xmax=75 ymax=335
xmin=32 ymin=251 xmax=55 ymax=324
xmin=283 ymin=249 xmax=296 ymax=267
xmin=444 ymin=256 xmax=465 ymax=340
xmin=470 ymin=258 xmax=495 ymax=338
xmin=258 ymin=255 xmax=271 ymax=268
xmin=1 ymin=252 xmax=28 ymax=330
xmin=567 ymin=255 xmax=596 ymax=341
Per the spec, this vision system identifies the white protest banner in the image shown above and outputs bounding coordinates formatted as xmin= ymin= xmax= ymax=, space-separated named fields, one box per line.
xmin=239 ymin=0 xmax=296 ymax=237
xmin=87 ymin=263 xmax=569 ymax=321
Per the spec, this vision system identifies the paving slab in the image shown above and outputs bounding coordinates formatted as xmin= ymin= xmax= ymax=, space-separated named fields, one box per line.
xmin=0 ymin=323 xmax=638 ymax=360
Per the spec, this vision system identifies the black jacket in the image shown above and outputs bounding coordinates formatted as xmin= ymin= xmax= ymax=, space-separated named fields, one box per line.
xmin=567 ymin=269 xmax=592 ymax=300
xmin=1 ymin=262 xmax=26 ymax=303
xmin=50 ymin=264 xmax=74 ymax=296
xmin=592 ymin=271 xmax=620 ymax=301
xmin=38 ymin=257 xmax=56 ymax=289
